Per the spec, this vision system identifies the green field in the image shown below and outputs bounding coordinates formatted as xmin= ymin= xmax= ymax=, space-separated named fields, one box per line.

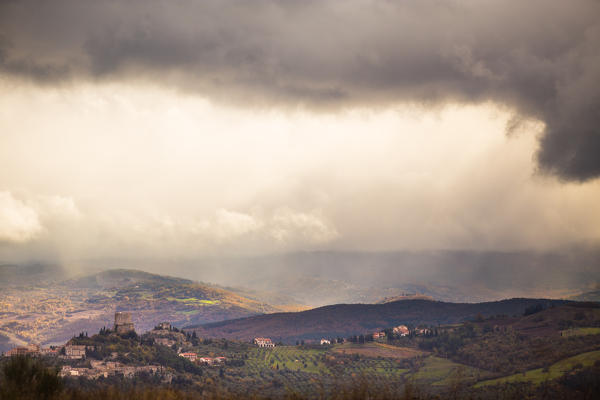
xmin=225 ymin=345 xmax=413 ymax=396
xmin=244 ymin=346 xmax=329 ymax=374
xmin=166 ymin=297 xmax=220 ymax=305
xmin=475 ymin=350 xmax=600 ymax=387
xmin=560 ymin=327 xmax=600 ymax=337
xmin=411 ymin=356 xmax=483 ymax=386
xmin=178 ymin=310 xmax=201 ymax=315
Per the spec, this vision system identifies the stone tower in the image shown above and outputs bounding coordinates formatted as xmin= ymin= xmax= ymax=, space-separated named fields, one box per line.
xmin=114 ymin=312 xmax=135 ymax=334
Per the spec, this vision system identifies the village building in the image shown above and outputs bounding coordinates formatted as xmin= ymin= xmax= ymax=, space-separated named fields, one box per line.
xmin=65 ymin=345 xmax=86 ymax=359
xmin=4 ymin=344 xmax=38 ymax=357
xmin=393 ymin=325 xmax=410 ymax=336
xmin=198 ymin=356 xmax=226 ymax=366
xmin=254 ymin=337 xmax=275 ymax=348
xmin=154 ymin=337 xmax=176 ymax=347
xmin=320 ymin=339 xmax=331 ymax=345
xmin=3 ymin=343 xmax=59 ymax=357
xmin=114 ymin=312 xmax=135 ymax=334
xmin=40 ymin=347 xmax=59 ymax=356
xmin=156 ymin=322 xmax=172 ymax=330
xmin=372 ymin=331 xmax=386 ymax=339
xmin=414 ymin=328 xmax=432 ymax=336
xmin=4 ymin=347 xmax=29 ymax=357
xmin=61 ymin=366 xmax=82 ymax=377
xmin=60 ymin=361 xmax=163 ymax=380
xmin=179 ymin=352 xmax=197 ymax=362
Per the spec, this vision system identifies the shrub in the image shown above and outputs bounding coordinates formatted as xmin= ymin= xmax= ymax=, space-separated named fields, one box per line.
xmin=0 ymin=356 xmax=63 ymax=400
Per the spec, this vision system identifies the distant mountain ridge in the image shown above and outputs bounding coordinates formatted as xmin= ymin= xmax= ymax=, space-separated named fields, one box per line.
xmin=376 ymin=294 xmax=435 ymax=303
xmin=66 ymin=268 xmax=194 ymax=288
xmin=180 ymin=249 xmax=600 ymax=305
xmin=188 ymin=298 xmax=572 ymax=343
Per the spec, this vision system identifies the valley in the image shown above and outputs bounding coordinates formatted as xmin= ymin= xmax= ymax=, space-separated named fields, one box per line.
xmin=0 ymin=269 xmax=288 ymax=352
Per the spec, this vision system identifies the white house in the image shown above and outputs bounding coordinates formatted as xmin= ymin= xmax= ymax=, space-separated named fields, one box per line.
xmin=254 ymin=337 xmax=275 ymax=348
xmin=393 ymin=325 xmax=410 ymax=337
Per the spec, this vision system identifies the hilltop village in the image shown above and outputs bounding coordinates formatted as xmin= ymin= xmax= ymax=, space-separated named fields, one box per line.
xmin=2 ymin=312 xmax=230 ymax=380
xmin=2 ymin=310 xmax=437 ymax=382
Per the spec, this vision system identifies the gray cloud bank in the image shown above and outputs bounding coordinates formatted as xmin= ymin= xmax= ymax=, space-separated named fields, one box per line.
xmin=1 ymin=0 xmax=599 ymax=181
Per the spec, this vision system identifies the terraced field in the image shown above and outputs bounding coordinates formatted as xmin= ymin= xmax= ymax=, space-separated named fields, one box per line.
xmin=245 ymin=346 xmax=329 ymax=374
xmin=205 ymin=343 xmax=502 ymax=397
xmin=237 ymin=345 xmax=412 ymax=383
xmin=223 ymin=344 xmax=413 ymax=396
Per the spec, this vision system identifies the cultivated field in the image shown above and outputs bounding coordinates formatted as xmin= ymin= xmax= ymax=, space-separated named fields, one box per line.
xmin=475 ymin=349 xmax=600 ymax=387
xmin=333 ymin=342 xmax=423 ymax=359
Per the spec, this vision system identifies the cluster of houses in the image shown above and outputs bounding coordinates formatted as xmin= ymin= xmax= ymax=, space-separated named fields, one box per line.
xmin=151 ymin=322 xmax=178 ymax=347
xmin=393 ymin=325 xmax=410 ymax=336
xmin=371 ymin=325 xmax=432 ymax=339
xmin=1 ymin=342 xmax=97 ymax=360
xmin=249 ymin=324 xmax=430 ymax=348
xmin=1 ymin=314 xmax=180 ymax=381
xmin=2 ymin=312 xmax=137 ymax=361
xmin=382 ymin=325 xmax=431 ymax=338
xmin=60 ymin=360 xmax=166 ymax=380
xmin=3 ymin=343 xmax=58 ymax=357
xmin=2 ymin=310 xmax=437 ymax=382
xmin=315 ymin=324 xmax=429 ymax=345
xmin=178 ymin=352 xmax=226 ymax=366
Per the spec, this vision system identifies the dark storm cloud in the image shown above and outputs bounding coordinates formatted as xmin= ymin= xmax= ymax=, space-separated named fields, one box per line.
xmin=1 ymin=0 xmax=599 ymax=180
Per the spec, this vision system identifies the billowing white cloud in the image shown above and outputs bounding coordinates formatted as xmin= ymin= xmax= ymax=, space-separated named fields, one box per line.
xmin=212 ymin=209 xmax=263 ymax=241
xmin=0 ymin=191 xmax=42 ymax=243
xmin=36 ymin=195 xmax=80 ymax=219
xmin=270 ymin=208 xmax=338 ymax=244
xmin=0 ymin=83 xmax=599 ymax=262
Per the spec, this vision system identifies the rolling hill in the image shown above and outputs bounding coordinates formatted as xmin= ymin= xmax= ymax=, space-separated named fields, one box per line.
xmin=0 ymin=268 xmax=282 ymax=352
xmin=187 ymin=298 xmax=572 ymax=343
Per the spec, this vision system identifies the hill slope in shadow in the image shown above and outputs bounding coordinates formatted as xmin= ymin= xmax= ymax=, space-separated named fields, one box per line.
xmin=188 ymin=298 xmax=572 ymax=343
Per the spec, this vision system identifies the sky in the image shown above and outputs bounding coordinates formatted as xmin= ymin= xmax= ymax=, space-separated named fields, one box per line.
xmin=1 ymin=0 xmax=600 ymax=267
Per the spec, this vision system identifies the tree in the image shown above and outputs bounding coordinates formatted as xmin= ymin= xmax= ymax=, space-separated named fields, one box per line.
xmin=0 ymin=356 xmax=63 ymax=400
xmin=523 ymin=303 xmax=545 ymax=316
